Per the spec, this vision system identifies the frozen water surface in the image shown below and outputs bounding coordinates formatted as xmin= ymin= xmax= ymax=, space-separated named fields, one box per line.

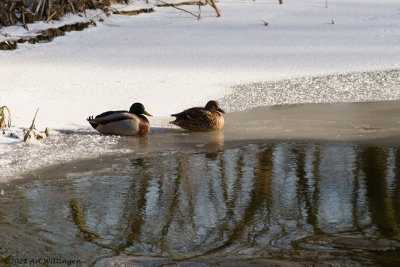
xmin=220 ymin=69 xmax=400 ymax=112
xmin=2 ymin=69 xmax=400 ymax=182
xmin=1 ymin=0 xmax=400 ymax=264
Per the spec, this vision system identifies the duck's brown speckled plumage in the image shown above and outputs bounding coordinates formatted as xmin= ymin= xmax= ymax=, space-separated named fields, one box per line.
xmin=170 ymin=100 xmax=225 ymax=131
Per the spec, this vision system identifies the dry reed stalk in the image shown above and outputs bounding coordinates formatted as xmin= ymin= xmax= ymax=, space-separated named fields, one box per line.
xmin=46 ymin=10 xmax=57 ymax=22
xmin=207 ymin=0 xmax=220 ymax=17
xmin=1 ymin=0 xmax=126 ymax=27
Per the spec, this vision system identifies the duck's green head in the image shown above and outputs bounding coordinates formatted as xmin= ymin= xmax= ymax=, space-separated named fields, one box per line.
xmin=205 ymin=100 xmax=225 ymax=114
xmin=129 ymin=103 xmax=152 ymax=117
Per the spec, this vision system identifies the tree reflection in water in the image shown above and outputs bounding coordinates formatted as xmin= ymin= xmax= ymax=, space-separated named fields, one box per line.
xmin=359 ymin=147 xmax=399 ymax=236
xmin=1 ymin=140 xmax=400 ymax=265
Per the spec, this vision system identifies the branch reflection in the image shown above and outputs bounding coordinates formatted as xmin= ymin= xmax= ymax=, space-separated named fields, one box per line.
xmin=1 ymin=142 xmax=400 ymax=264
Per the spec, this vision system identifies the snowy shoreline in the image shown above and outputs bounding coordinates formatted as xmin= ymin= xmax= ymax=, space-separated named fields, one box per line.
xmin=1 ymin=69 xmax=400 ymax=183
xmin=1 ymin=0 xmax=400 ymax=182
xmin=1 ymin=0 xmax=399 ymax=129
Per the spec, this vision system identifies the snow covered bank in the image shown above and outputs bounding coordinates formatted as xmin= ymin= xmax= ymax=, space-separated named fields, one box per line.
xmin=1 ymin=69 xmax=399 ymax=183
xmin=1 ymin=0 xmax=400 ymax=181
xmin=1 ymin=0 xmax=399 ymax=130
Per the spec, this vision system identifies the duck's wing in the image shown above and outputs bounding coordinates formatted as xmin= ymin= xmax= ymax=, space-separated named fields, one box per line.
xmin=88 ymin=111 xmax=134 ymax=125
xmin=171 ymin=107 xmax=203 ymax=119
xmin=171 ymin=109 xmax=215 ymax=130
xmin=95 ymin=110 xmax=127 ymax=118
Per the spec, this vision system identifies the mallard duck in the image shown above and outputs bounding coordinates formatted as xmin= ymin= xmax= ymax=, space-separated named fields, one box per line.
xmin=87 ymin=103 xmax=152 ymax=136
xmin=170 ymin=100 xmax=225 ymax=131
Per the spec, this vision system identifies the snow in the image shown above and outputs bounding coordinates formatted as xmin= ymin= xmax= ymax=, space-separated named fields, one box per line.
xmin=0 ymin=0 xmax=400 ymax=181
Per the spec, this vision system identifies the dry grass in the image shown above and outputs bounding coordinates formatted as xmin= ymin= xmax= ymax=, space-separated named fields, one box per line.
xmin=0 ymin=106 xmax=12 ymax=134
xmin=0 ymin=0 xmax=126 ymax=28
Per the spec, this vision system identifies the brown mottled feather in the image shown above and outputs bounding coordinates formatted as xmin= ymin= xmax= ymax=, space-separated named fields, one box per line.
xmin=170 ymin=101 xmax=225 ymax=131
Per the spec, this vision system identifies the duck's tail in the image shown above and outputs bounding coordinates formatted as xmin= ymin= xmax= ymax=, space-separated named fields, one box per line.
xmin=87 ymin=116 xmax=99 ymax=129
xmin=169 ymin=114 xmax=178 ymax=125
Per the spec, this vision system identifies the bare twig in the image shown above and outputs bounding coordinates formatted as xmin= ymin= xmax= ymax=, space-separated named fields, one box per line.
xmin=24 ymin=108 xmax=39 ymax=142
xmin=69 ymin=0 xmax=76 ymax=14
xmin=90 ymin=0 xmax=97 ymax=9
xmin=156 ymin=1 xmax=204 ymax=7
xmin=22 ymin=12 xmax=27 ymax=30
xmin=88 ymin=12 xmax=104 ymax=22
xmin=158 ymin=0 xmax=200 ymax=19
xmin=35 ymin=0 xmax=45 ymax=16
xmin=46 ymin=11 xmax=57 ymax=23
xmin=198 ymin=2 xmax=201 ymax=17
xmin=48 ymin=0 xmax=52 ymax=20
xmin=40 ymin=0 xmax=47 ymax=19
xmin=207 ymin=0 xmax=221 ymax=17
xmin=9 ymin=2 xmax=16 ymax=25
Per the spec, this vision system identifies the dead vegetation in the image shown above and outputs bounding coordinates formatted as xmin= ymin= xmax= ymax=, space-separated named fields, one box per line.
xmin=0 ymin=0 xmax=127 ymax=28
xmin=0 ymin=21 xmax=93 ymax=50
xmin=0 ymin=0 xmax=221 ymax=50
xmin=0 ymin=106 xmax=12 ymax=134
xmin=112 ymin=7 xmax=153 ymax=15
xmin=1 ymin=0 xmax=221 ymax=28
xmin=156 ymin=0 xmax=205 ymax=7
xmin=156 ymin=0 xmax=220 ymax=19
xmin=0 ymin=0 xmax=150 ymax=50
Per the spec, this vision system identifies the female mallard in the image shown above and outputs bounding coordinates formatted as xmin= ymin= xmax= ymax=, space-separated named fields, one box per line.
xmin=87 ymin=103 xmax=152 ymax=136
xmin=170 ymin=100 xmax=225 ymax=131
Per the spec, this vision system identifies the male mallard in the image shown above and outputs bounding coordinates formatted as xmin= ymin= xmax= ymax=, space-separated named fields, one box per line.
xmin=87 ymin=103 xmax=152 ymax=136
xmin=170 ymin=100 xmax=225 ymax=131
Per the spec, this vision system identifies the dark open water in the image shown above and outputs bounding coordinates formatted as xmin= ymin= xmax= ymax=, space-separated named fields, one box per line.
xmin=1 ymin=139 xmax=400 ymax=266
xmin=1 ymin=69 xmax=400 ymax=266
